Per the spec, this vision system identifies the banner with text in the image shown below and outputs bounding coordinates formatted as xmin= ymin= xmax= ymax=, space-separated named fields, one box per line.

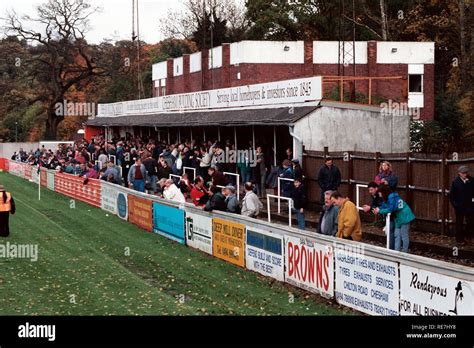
xmin=335 ymin=250 xmax=399 ymax=316
xmin=153 ymin=202 xmax=185 ymax=244
xmin=100 ymin=182 xmax=129 ymax=220
xmin=98 ymin=76 xmax=322 ymax=116
xmin=212 ymin=218 xmax=245 ymax=267
xmin=284 ymin=235 xmax=334 ymax=298
xmin=128 ymin=195 xmax=153 ymax=232
xmin=185 ymin=211 xmax=213 ymax=254
xmin=400 ymin=265 xmax=474 ymax=316
xmin=246 ymin=227 xmax=284 ymax=282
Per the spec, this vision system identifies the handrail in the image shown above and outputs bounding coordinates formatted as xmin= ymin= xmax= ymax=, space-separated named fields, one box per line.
xmin=266 ymin=194 xmax=293 ymax=228
xmin=277 ymin=177 xmax=294 ymax=214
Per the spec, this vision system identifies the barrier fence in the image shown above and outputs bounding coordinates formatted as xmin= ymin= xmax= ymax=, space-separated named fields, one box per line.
xmin=303 ymin=149 xmax=474 ymax=234
xmin=3 ymin=159 xmax=474 ymax=316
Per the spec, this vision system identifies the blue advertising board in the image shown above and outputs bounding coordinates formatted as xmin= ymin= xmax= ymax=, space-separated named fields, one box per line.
xmin=152 ymin=202 xmax=185 ymax=244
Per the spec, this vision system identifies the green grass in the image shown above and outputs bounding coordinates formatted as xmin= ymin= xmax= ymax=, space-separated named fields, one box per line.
xmin=0 ymin=172 xmax=352 ymax=316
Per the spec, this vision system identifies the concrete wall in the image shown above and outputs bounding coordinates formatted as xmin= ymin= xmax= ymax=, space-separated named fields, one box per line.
xmin=294 ymin=102 xmax=409 ymax=153
xmin=0 ymin=143 xmax=39 ymax=159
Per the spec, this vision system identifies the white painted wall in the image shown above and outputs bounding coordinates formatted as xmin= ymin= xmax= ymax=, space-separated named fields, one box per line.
xmin=173 ymin=57 xmax=183 ymax=76
xmin=377 ymin=42 xmax=434 ymax=64
xmin=190 ymin=52 xmax=202 ymax=73
xmin=294 ymin=104 xmax=409 ymax=153
xmin=209 ymin=46 xmax=223 ymax=69
xmin=0 ymin=143 xmax=39 ymax=159
xmin=313 ymin=41 xmax=368 ymax=64
xmin=152 ymin=61 xmax=167 ymax=81
xmin=230 ymin=41 xmax=305 ymax=65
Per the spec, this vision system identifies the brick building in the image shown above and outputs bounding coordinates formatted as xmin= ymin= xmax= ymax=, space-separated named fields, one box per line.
xmin=152 ymin=40 xmax=434 ymax=120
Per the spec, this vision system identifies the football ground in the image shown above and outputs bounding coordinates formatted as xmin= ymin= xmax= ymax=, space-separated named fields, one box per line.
xmin=0 ymin=172 xmax=351 ymax=316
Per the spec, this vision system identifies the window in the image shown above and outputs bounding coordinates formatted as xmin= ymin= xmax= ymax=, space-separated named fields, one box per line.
xmin=409 ymin=74 xmax=423 ymax=93
xmin=161 ymin=87 xmax=166 ymax=96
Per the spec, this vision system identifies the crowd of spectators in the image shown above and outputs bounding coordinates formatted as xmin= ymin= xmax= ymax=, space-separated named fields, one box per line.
xmin=21 ymin=135 xmax=474 ymax=252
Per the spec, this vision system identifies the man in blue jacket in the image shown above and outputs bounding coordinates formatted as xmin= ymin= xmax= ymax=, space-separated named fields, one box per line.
xmin=128 ymin=158 xmax=147 ymax=192
xmin=449 ymin=166 xmax=474 ymax=243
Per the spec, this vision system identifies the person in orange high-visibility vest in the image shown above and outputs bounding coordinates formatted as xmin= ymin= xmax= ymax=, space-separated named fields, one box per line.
xmin=0 ymin=185 xmax=15 ymax=237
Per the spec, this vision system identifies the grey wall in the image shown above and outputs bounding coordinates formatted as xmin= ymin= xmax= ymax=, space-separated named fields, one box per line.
xmin=0 ymin=143 xmax=39 ymax=159
xmin=294 ymin=103 xmax=410 ymax=153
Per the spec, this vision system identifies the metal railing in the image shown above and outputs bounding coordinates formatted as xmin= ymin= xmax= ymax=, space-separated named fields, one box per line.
xmin=277 ymin=177 xmax=294 ymax=213
xmin=267 ymin=194 xmax=293 ymax=227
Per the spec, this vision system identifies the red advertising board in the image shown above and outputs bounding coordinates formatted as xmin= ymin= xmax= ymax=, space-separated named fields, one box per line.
xmin=128 ymin=195 xmax=153 ymax=232
xmin=24 ymin=165 xmax=32 ymax=180
xmin=40 ymin=168 xmax=48 ymax=187
xmin=54 ymin=172 xmax=101 ymax=207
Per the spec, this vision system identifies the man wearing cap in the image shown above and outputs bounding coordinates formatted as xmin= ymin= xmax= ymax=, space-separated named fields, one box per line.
xmin=222 ymin=184 xmax=240 ymax=214
xmin=0 ymin=185 xmax=16 ymax=237
xmin=449 ymin=165 xmax=474 ymax=243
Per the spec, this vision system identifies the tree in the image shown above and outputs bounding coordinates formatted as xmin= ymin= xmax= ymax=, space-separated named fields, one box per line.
xmin=4 ymin=0 xmax=108 ymax=139
xmin=159 ymin=0 xmax=249 ymax=49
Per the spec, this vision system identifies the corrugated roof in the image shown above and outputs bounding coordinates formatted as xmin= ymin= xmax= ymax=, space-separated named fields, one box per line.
xmin=86 ymin=105 xmax=319 ymax=127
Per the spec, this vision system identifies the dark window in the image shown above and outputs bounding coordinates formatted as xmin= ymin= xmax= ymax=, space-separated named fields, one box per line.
xmin=409 ymin=74 xmax=423 ymax=93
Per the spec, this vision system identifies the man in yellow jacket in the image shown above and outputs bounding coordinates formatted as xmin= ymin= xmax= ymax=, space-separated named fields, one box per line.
xmin=0 ymin=185 xmax=16 ymax=237
xmin=330 ymin=191 xmax=362 ymax=241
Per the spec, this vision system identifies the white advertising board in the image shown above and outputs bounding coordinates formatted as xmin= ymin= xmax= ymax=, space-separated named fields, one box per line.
xmin=335 ymin=249 xmax=399 ymax=316
xmin=185 ymin=211 xmax=213 ymax=255
xmin=246 ymin=227 xmax=284 ymax=282
xmin=400 ymin=265 xmax=474 ymax=316
xmin=284 ymin=235 xmax=334 ymax=298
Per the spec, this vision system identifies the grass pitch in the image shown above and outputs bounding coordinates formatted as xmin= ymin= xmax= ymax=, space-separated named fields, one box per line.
xmin=0 ymin=172 xmax=351 ymax=315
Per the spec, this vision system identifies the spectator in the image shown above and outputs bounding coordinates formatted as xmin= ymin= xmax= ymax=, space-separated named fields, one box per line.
xmin=191 ymin=176 xmax=210 ymax=207
xmin=241 ymin=182 xmax=263 ymax=218
xmin=102 ymin=162 xmax=122 ymax=185
xmin=254 ymin=146 xmax=267 ymax=198
xmin=222 ymin=184 xmax=240 ymax=214
xmin=317 ymin=190 xmax=339 ymax=236
xmin=204 ymin=186 xmax=227 ymax=212
xmin=292 ymin=158 xmax=303 ymax=180
xmin=163 ymin=179 xmax=186 ymax=203
xmin=285 ymin=148 xmax=293 ymax=161
xmin=363 ymin=182 xmax=395 ymax=249
xmin=98 ymin=150 xmax=108 ymax=168
xmin=280 ymin=159 xmax=294 ymax=197
xmin=289 ymin=177 xmax=307 ymax=230
xmin=208 ymin=166 xmax=227 ymax=189
xmin=237 ymin=153 xmax=252 ymax=185
xmin=157 ymin=155 xmax=172 ymax=180
xmin=375 ymin=161 xmax=398 ymax=189
xmin=362 ymin=182 xmax=383 ymax=213
xmin=142 ymin=152 xmax=158 ymax=193
xmin=128 ymin=158 xmax=147 ymax=192
xmin=331 ymin=191 xmax=362 ymax=241
xmin=449 ymin=165 xmax=474 ymax=243
xmin=179 ymin=173 xmax=192 ymax=198
xmin=374 ymin=184 xmax=415 ymax=252
xmin=317 ymin=157 xmax=341 ymax=205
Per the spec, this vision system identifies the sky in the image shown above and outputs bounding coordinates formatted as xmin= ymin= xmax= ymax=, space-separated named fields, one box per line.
xmin=0 ymin=0 xmax=184 ymax=44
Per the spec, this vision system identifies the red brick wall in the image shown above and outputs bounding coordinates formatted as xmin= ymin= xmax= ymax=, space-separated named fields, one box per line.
xmin=155 ymin=41 xmax=434 ymax=120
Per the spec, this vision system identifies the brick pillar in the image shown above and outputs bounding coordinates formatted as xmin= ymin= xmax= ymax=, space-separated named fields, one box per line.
xmin=303 ymin=41 xmax=314 ymax=77
xmin=201 ymin=49 xmax=209 ymax=91
xmin=222 ymin=43 xmax=231 ymax=88
xmin=183 ymin=54 xmax=190 ymax=93
xmin=166 ymin=58 xmax=174 ymax=95
xmin=367 ymin=41 xmax=378 ymax=102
